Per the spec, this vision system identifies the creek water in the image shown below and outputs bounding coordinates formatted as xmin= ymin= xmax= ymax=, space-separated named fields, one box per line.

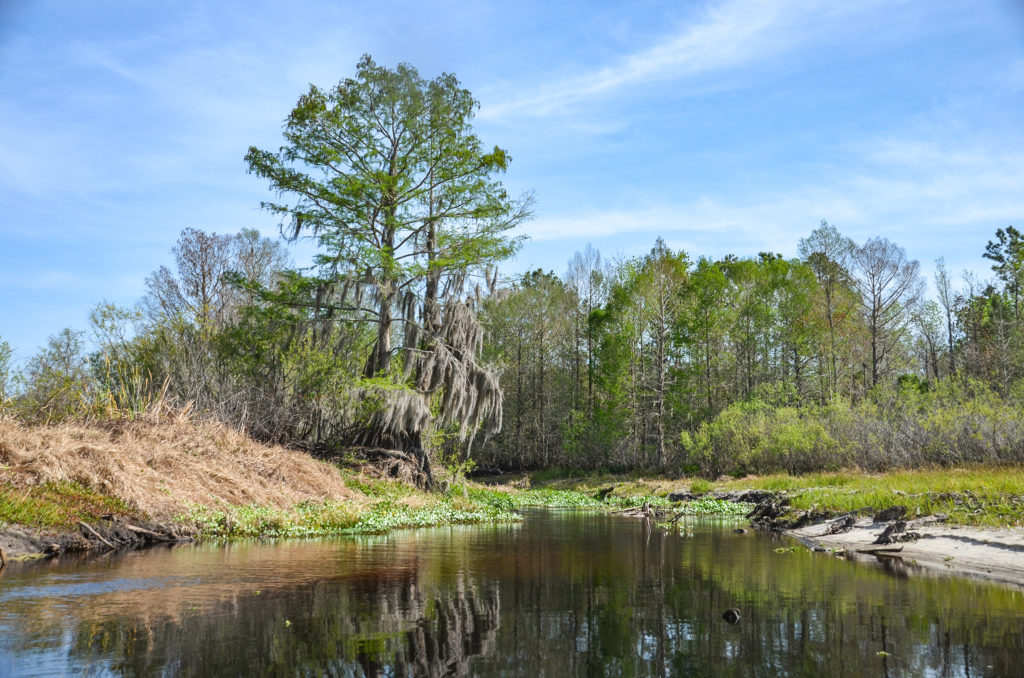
xmin=1 ymin=510 xmax=1022 ymax=676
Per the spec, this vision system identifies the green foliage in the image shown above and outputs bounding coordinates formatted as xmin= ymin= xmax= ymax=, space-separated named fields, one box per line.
xmin=181 ymin=495 xmax=521 ymax=538
xmin=676 ymin=377 xmax=1024 ymax=477
xmin=671 ymin=497 xmax=751 ymax=516
xmin=507 ymin=488 xmax=608 ymax=509
xmin=688 ymin=478 xmax=713 ymax=494
xmin=984 ymin=225 xmax=1024 ymax=316
xmin=496 ymin=487 xmax=670 ymax=511
xmin=349 ymin=500 xmax=520 ymax=534
xmin=182 ymin=501 xmax=361 ymax=538
xmin=17 ymin=328 xmax=94 ymax=423
xmin=246 ymin=54 xmax=530 ymax=382
xmin=0 ymin=482 xmax=137 ymax=529
xmin=465 ymin=487 xmax=517 ymax=511
xmin=680 ymin=400 xmax=847 ymax=477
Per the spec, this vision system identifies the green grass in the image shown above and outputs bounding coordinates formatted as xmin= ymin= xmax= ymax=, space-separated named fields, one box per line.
xmin=714 ymin=467 xmax=1024 ymax=526
xmin=0 ymin=481 xmax=138 ymax=529
xmin=338 ymin=470 xmax=418 ymax=500
xmin=689 ymin=478 xmax=714 ymax=494
xmin=526 ymin=465 xmax=1024 ymax=527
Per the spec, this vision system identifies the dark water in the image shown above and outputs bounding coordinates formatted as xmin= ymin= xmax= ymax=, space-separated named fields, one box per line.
xmin=1 ymin=511 xmax=1023 ymax=677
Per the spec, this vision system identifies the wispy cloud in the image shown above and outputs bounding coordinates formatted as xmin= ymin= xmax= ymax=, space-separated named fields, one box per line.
xmin=517 ymin=128 xmax=1024 ymax=277
xmin=480 ymin=0 xmax=882 ymax=121
xmin=520 ymin=192 xmax=860 ymax=246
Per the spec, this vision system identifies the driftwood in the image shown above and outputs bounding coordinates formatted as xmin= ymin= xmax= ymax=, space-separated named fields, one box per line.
xmin=873 ymin=520 xmax=908 ymax=545
xmin=122 ymin=524 xmax=172 ymax=541
xmin=856 ymin=544 xmax=904 ymax=554
xmin=614 ymin=502 xmax=658 ymax=520
xmin=669 ymin=511 xmax=689 ymax=524
xmin=79 ymin=522 xmax=116 ymax=550
xmin=825 ymin=514 xmax=856 ymax=535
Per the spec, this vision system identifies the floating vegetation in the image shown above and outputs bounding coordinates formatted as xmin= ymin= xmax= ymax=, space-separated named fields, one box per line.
xmin=773 ymin=546 xmax=805 ymax=554
xmin=500 ymin=487 xmax=672 ymax=510
xmin=349 ymin=501 xmax=521 ymax=534
xmin=673 ymin=498 xmax=753 ymax=516
xmin=181 ymin=496 xmax=522 ymax=539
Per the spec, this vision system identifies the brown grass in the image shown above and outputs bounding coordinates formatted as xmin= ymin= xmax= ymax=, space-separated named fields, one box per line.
xmin=0 ymin=413 xmax=365 ymax=522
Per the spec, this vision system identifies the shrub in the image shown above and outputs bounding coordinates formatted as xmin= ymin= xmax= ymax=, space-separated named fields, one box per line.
xmin=679 ymin=400 xmax=847 ymax=477
xmin=680 ymin=380 xmax=1024 ymax=477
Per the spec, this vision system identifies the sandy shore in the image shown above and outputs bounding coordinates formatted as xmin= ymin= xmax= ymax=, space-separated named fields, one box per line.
xmin=787 ymin=515 xmax=1024 ymax=587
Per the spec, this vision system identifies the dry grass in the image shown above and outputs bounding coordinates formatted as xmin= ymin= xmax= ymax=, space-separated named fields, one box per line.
xmin=0 ymin=412 xmax=364 ymax=523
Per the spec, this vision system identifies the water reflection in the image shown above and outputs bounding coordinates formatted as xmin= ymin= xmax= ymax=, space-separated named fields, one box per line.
xmin=1 ymin=513 xmax=1023 ymax=676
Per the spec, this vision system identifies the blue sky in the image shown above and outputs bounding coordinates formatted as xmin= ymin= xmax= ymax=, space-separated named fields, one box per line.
xmin=2 ymin=0 xmax=1023 ymax=359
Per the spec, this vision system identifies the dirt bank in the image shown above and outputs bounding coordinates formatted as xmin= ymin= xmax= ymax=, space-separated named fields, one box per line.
xmin=1 ymin=517 xmax=192 ymax=564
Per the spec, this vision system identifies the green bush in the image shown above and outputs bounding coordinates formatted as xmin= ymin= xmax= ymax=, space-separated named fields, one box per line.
xmin=679 ymin=380 xmax=1024 ymax=477
xmin=679 ymin=400 xmax=847 ymax=477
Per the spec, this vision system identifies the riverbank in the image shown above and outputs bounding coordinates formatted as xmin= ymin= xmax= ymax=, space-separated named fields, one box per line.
xmin=0 ymin=415 xmax=519 ymax=562
xmin=528 ymin=467 xmax=1024 ymax=526
xmin=785 ymin=515 xmax=1024 ymax=586
xmin=529 ymin=468 xmax=1024 ymax=585
xmin=1 ymin=417 xmax=690 ymax=564
xmin=6 ymin=414 xmax=1023 ymax=586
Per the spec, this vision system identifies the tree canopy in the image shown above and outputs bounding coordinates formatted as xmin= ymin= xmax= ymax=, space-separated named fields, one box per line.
xmin=245 ymin=55 xmax=532 ymax=483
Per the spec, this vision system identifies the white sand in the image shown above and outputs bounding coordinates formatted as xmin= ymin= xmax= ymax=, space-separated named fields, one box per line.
xmin=788 ymin=516 xmax=1024 ymax=587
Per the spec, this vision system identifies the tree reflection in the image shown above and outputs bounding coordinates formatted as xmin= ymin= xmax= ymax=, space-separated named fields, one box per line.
xmin=2 ymin=516 xmax=1023 ymax=676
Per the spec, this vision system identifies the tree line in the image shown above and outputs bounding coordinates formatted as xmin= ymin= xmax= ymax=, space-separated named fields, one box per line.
xmin=476 ymin=225 xmax=1024 ymax=474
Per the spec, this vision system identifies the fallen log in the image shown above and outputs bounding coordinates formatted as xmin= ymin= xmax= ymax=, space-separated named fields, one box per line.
xmin=856 ymin=544 xmax=904 ymax=555
xmin=122 ymin=524 xmax=171 ymax=541
xmin=79 ymin=522 xmax=116 ymax=550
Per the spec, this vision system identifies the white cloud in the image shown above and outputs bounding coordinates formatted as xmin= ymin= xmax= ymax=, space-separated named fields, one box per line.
xmin=519 ymin=128 xmax=1024 ymax=277
xmin=522 ymin=192 xmax=860 ymax=249
xmin=479 ymin=0 xmax=890 ymax=121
